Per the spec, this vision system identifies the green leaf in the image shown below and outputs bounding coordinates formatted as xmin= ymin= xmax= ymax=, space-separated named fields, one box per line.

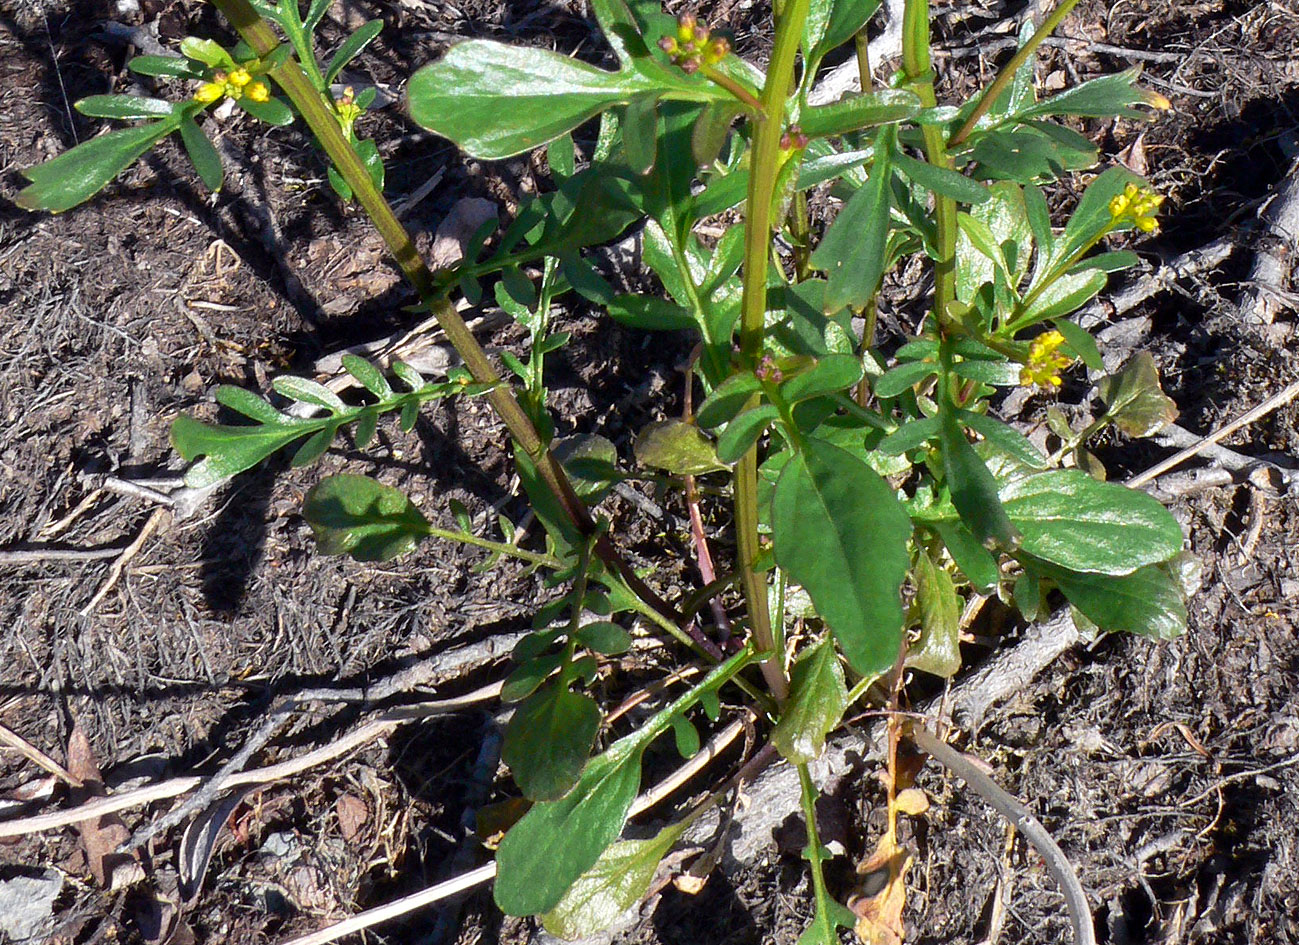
xmin=671 ymin=715 xmax=700 ymax=759
xmin=874 ymin=360 xmax=936 ymax=399
xmin=272 ymin=375 xmax=347 ymax=413
xmin=940 ymin=395 xmax=1019 ymax=549
xmin=908 ymin=549 xmax=962 ymax=677
xmin=504 ymin=684 xmax=602 ymax=801
xmin=999 ymin=469 xmax=1183 ymax=574
xmin=950 ymin=358 xmax=1021 ymax=387
xmin=171 ymin=414 xmax=312 ymax=488
xmin=772 ymin=438 xmax=912 ymax=676
xmin=408 ymin=41 xmax=660 ymax=159
xmin=797 ymin=146 xmax=875 ymax=190
xmin=1019 ymin=68 xmax=1158 ymax=122
xmin=237 ymin=95 xmax=295 ymax=126
xmin=622 ymin=93 xmax=658 ymax=174
xmin=798 ymin=90 xmax=920 ymax=139
xmin=302 ymin=474 xmax=430 ymax=561
xmin=697 ymin=373 xmax=761 ymax=429
xmin=1052 ymin=317 xmax=1104 ymax=372
xmin=495 ymin=646 xmax=754 ymax=916
xmin=589 ymin=0 xmax=651 ymax=68
xmin=503 ymin=651 xmax=566 ymax=703
xmin=341 ymin=354 xmax=394 ymax=399
xmin=771 ymin=638 xmax=849 ymax=764
xmin=1059 ymin=166 xmax=1146 ymax=259
xmin=931 ymin=522 xmax=1000 ymax=590
xmin=75 ymin=95 xmax=175 ymax=120
xmin=811 ymin=127 xmax=895 ymax=312
xmin=326 ymin=19 xmax=384 ymax=84
xmin=779 ymin=354 xmax=863 ymax=404
xmin=970 ymin=127 xmax=1096 ymax=184
xmin=809 ymin=0 xmax=882 ymax=62
xmin=605 ymin=294 xmax=694 ymax=331
xmin=879 ymin=416 xmax=939 ymax=455
xmin=892 ymin=149 xmax=990 ymax=204
xmin=1016 ymin=268 xmax=1106 ymax=327
xmin=958 ymin=411 xmax=1049 ymax=469
xmin=548 ymin=134 xmax=576 ymax=178
xmin=214 ymin=385 xmax=289 ymax=424
xmin=128 ymin=54 xmax=203 ymax=79
xmin=540 ymin=822 xmax=689 ymax=940
xmin=16 ymin=119 xmax=177 ymax=213
xmin=304 ymin=0 xmax=332 ymax=31
xmin=691 ymin=100 xmax=741 ymax=167
xmin=1028 ymin=558 xmax=1187 ymax=640
xmin=178 ymin=116 xmax=223 ymax=191
xmin=716 ymin=405 xmax=778 ymax=464
xmin=633 ymin=420 xmax=726 ymax=476
xmin=553 ymin=434 xmax=620 ymax=501
xmin=1097 ymin=351 xmax=1178 ymax=438
xmin=179 ymin=37 xmax=235 ymax=69
xmin=354 ymin=409 xmax=377 ymax=448
xmin=291 ymin=426 xmax=335 ymax=467
xmin=575 ymin=621 xmax=632 ymax=655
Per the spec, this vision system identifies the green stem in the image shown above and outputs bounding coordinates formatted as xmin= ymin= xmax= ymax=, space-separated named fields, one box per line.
xmin=1002 ymin=229 xmax=1110 ymax=333
xmin=426 ymin=525 xmax=559 ymax=568
xmin=901 ymin=0 xmax=958 ymax=333
xmin=732 ymin=0 xmax=812 ymax=706
xmin=210 ymin=0 xmax=681 ymax=627
xmin=854 ymin=30 xmax=872 ymax=94
xmin=700 ymin=64 xmax=766 ymax=115
xmin=797 ymin=762 xmax=843 ymax=938
xmin=949 ymin=0 xmax=1086 ymax=148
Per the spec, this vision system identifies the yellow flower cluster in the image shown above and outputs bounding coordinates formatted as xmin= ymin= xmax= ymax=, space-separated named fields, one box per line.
xmin=194 ymin=67 xmax=270 ymax=105
xmin=1108 ymin=183 xmax=1164 ymax=233
xmin=1019 ymin=330 xmax=1073 ymax=389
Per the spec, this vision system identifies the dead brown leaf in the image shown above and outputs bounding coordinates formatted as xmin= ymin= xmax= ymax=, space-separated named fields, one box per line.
xmin=335 ymin=794 xmax=369 ymax=844
xmin=67 ymin=724 xmax=145 ymax=890
xmin=848 ymin=834 xmax=912 ymax=945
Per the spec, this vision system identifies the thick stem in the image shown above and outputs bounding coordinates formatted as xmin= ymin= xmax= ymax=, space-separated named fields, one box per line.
xmin=731 ymin=0 xmax=812 ymax=705
xmin=210 ymin=0 xmax=680 ymax=625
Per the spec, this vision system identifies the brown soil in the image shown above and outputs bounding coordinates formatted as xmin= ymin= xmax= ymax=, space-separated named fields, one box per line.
xmin=0 ymin=0 xmax=1297 ymax=943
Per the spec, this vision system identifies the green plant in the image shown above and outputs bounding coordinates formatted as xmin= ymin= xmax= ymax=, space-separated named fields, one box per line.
xmin=19 ymin=0 xmax=1189 ymax=937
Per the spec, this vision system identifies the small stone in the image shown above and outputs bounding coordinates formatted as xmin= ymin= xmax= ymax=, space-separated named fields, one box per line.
xmin=0 ymin=870 xmax=64 ymax=942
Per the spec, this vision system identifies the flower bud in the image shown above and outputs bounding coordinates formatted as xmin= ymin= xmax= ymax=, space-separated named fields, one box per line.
xmin=676 ymin=12 xmax=697 ymax=43
xmin=193 ymin=82 xmax=225 ymax=104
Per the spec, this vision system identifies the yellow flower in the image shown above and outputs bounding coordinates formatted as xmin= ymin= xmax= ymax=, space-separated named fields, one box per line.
xmin=193 ymin=81 xmax=225 ymax=104
xmin=1019 ymin=330 xmax=1073 ymax=389
xmin=1108 ymin=182 xmax=1164 ymax=233
xmin=246 ymin=81 xmax=271 ymax=103
xmin=227 ymin=67 xmax=252 ymax=88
